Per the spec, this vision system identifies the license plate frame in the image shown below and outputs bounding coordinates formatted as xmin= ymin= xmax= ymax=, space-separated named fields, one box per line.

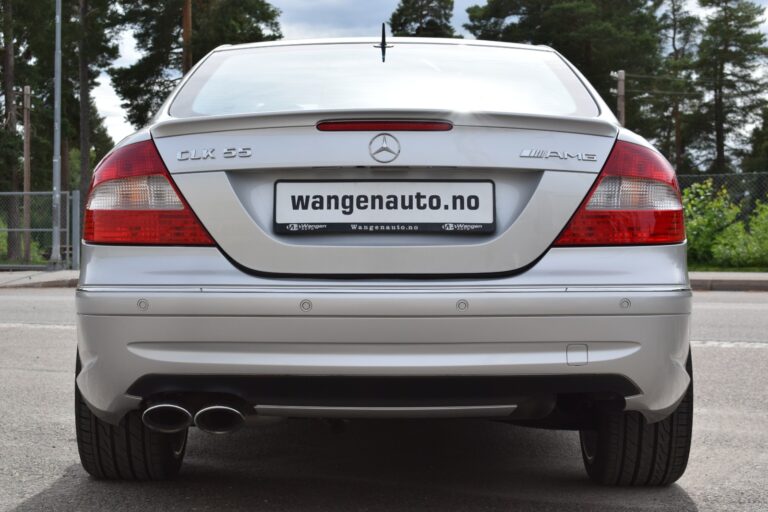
xmin=273 ymin=179 xmax=496 ymax=235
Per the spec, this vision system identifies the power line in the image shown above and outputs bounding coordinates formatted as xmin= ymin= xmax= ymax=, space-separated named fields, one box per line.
xmin=624 ymin=72 xmax=717 ymax=85
xmin=626 ymin=89 xmax=700 ymax=96
xmin=625 ymin=72 xmax=686 ymax=80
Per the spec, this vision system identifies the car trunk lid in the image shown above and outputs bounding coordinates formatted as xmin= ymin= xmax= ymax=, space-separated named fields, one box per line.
xmin=151 ymin=110 xmax=618 ymax=276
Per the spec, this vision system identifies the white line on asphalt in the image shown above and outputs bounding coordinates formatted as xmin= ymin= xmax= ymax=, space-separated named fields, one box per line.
xmin=691 ymin=340 xmax=768 ymax=348
xmin=0 ymin=322 xmax=75 ymax=330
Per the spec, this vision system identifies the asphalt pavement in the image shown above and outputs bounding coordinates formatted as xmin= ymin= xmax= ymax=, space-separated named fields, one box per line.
xmin=1 ymin=289 xmax=767 ymax=511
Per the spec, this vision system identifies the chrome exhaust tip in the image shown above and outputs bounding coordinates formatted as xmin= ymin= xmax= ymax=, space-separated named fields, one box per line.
xmin=194 ymin=405 xmax=246 ymax=435
xmin=141 ymin=403 xmax=193 ymax=434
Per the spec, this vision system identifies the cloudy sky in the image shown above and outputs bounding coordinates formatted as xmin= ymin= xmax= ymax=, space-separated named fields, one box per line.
xmin=94 ymin=0 xmax=768 ymax=143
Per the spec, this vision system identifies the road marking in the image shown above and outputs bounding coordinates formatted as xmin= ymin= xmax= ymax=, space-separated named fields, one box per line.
xmin=691 ymin=340 xmax=768 ymax=348
xmin=0 ymin=322 xmax=75 ymax=330
xmin=0 ymin=366 xmax=70 ymax=374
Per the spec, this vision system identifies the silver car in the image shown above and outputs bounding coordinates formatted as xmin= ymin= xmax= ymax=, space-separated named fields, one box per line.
xmin=75 ymin=38 xmax=692 ymax=485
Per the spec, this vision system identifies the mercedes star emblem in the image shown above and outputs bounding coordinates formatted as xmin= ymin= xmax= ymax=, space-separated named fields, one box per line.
xmin=369 ymin=133 xmax=401 ymax=163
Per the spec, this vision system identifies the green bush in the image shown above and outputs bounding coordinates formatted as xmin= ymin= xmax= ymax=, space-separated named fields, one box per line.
xmin=712 ymin=200 xmax=768 ymax=268
xmin=749 ymin=202 xmax=768 ymax=256
xmin=683 ymin=180 xmax=768 ymax=268
xmin=682 ymin=180 xmax=741 ymax=264
xmin=0 ymin=217 xmax=47 ymax=264
xmin=710 ymin=222 xmax=760 ymax=266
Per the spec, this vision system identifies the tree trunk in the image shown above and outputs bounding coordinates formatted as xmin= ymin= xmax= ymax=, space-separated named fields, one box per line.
xmin=673 ymin=102 xmax=682 ymax=171
xmin=713 ymin=62 xmax=726 ymax=173
xmin=61 ymin=136 xmax=69 ymax=194
xmin=78 ymin=0 xmax=91 ymax=216
xmin=3 ymin=0 xmax=21 ymax=261
xmin=61 ymin=136 xmax=69 ymax=254
xmin=182 ymin=0 xmax=192 ymax=73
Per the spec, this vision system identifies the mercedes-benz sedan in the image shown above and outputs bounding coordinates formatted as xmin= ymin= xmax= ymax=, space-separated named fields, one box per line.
xmin=75 ymin=38 xmax=692 ymax=485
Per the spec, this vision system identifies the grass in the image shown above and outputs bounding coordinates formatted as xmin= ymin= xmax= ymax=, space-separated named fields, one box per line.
xmin=688 ymin=263 xmax=768 ymax=272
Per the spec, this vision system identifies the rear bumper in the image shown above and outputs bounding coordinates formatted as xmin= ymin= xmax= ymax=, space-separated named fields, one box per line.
xmin=76 ymin=284 xmax=691 ymax=425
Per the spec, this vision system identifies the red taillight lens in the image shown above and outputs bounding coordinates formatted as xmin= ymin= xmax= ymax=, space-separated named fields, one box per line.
xmin=554 ymin=141 xmax=685 ymax=246
xmin=83 ymin=140 xmax=214 ymax=245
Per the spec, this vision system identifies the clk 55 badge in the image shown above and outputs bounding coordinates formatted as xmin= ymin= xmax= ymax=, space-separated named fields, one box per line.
xmin=176 ymin=147 xmax=252 ymax=161
xmin=176 ymin=148 xmax=215 ymax=161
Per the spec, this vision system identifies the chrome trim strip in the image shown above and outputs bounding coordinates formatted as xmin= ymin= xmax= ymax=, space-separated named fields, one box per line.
xmin=77 ymin=285 xmax=689 ymax=294
xmin=254 ymin=404 xmax=518 ymax=418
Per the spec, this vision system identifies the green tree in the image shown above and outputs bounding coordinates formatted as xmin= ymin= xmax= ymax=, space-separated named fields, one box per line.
xmin=464 ymin=1 xmax=662 ymax=136
xmin=1 ymin=0 xmax=23 ymax=260
xmin=643 ymin=0 xmax=702 ymax=172
xmin=12 ymin=0 xmax=115 ymax=190
xmin=695 ymin=0 xmax=767 ymax=173
xmin=110 ymin=0 xmax=282 ymax=128
xmin=78 ymin=0 xmax=120 ymax=204
xmin=743 ymin=107 xmax=768 ymax=172
xmin=1 ymin=0 xmax=115 ymax=262
xmin=389 ymin=0 xmax=458 ymax=38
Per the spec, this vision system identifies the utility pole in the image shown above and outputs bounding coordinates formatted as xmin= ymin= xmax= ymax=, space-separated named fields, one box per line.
xmin=3 ymin=0 xmax=21 ymax=262
xmin=23 ymin=86 xmax=31 ymax=262
xmin=616 ymin=70 xmax=626 ymax=126
xmin=673 ymin=104 xmax=682 ymax=170
xmin=50 ymin=0 xmax=62 ymax=267
xmin=78 ymin=0 xmax=91 ymax=216
xmin=182 ymin=0 xmax=192 ymax=73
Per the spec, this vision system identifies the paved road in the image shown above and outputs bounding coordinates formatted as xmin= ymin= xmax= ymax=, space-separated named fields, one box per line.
xmin=1 ymin=289 xmax=766 ymax=511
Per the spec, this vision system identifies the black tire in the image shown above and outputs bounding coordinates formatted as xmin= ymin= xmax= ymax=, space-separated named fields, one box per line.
xmin=75 ymin=357 xmax=187 ymax=480
xmin=579 ymin=353 xmax=693 ymax=486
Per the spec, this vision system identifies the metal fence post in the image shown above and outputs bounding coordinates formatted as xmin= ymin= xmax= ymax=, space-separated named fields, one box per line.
xmin=50 ymin=0 xmax=63 ymax=268
xmin=71 ymin=190 xmax=80 ymax=270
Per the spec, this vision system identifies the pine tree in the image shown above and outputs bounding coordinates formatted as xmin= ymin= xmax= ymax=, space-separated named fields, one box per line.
xmin=390 ymin=0 xmax=458 ymax=38
xmin=78 ymin=0 xmax=119 ymax=204
xmin=2 ymin=2 xmax=116 ymax=194
xmin=695 ymin=0 xmax=767 ymax=173
xmin=743 ymin=107 xmax=768 ymax=173
xmin=464 ymin=1 xmax=662 ymax=135
xmin=1 ymin=0 xmax=116 ymax=261
xmin=644 ymin=0 xmax=702 ymax=172
xmin=110 ymin=0 xmax=282 ymax=128
xmin=1 ymin=0 xmax=22 ymax=260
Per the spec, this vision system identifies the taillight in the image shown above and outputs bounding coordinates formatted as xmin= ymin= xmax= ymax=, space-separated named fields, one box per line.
xmin=554 ymin=140 xmax=685 ymax=246
xmin=83 ymin=140 xmax=213 ymax=245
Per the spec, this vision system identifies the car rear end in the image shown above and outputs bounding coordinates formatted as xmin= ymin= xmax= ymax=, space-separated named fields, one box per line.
xmin=75 ymin=39 xmax=692 ymax=485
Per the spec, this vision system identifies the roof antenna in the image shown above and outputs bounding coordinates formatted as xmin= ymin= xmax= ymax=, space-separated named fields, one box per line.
xmin=373 ymin=22 xmax=392 ymax=62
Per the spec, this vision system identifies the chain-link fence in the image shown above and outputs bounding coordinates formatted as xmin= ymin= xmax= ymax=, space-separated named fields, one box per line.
xmin=678 ymin=173 xmax=768 ymax=218
xmin=0 ymin=191 xmax=81 ymax=270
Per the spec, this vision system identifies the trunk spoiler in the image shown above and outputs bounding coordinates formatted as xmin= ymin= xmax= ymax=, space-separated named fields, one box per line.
xmin=151 ymin=109 xmax=619 ymax=139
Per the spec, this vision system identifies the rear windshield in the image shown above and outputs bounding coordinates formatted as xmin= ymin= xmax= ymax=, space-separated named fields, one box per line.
xmin=170 ymin=43 xmax=599 ymax=118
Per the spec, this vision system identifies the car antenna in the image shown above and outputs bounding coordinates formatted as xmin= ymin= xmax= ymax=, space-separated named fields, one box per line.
xmin=373 ymin=22 xmax=392 ymax=62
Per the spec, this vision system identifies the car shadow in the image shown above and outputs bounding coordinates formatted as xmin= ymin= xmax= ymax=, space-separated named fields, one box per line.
xmin=13 ymin=418 xmax=698 ymax=511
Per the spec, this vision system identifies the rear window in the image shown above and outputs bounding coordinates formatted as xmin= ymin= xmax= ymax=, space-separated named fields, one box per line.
xmin=170 ymin=43 xmax=599 ymax=119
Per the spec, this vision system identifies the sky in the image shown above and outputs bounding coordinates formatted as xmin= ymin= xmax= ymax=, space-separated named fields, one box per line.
xmin=93 ymin=0 xmax=768 ymax=144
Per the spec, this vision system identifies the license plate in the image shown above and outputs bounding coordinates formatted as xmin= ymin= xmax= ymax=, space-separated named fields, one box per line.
xmin=274 ymin=180 xmax=495 ymax=234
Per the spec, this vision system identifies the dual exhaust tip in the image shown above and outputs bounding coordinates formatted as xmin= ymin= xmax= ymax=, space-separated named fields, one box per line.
xmin=142 ymin=403 xmax=245 ymax=435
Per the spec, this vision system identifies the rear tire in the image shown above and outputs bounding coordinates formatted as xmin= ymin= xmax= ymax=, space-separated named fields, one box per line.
xmin=579 ymin=353 xmax=693 ymax=486
xmin=75 ymin=357 xmax=187 ymax=480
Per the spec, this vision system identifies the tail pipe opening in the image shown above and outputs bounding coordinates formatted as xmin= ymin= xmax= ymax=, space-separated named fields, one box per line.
xmin=194 ymin=405 xmax=246 ymax=435
xmin=141 ymin=403 xmax=193 ymax=434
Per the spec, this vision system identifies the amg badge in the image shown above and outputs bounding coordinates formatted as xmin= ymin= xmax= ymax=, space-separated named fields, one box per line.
xmin=520 ymin=149 xmax=598 ymax=161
